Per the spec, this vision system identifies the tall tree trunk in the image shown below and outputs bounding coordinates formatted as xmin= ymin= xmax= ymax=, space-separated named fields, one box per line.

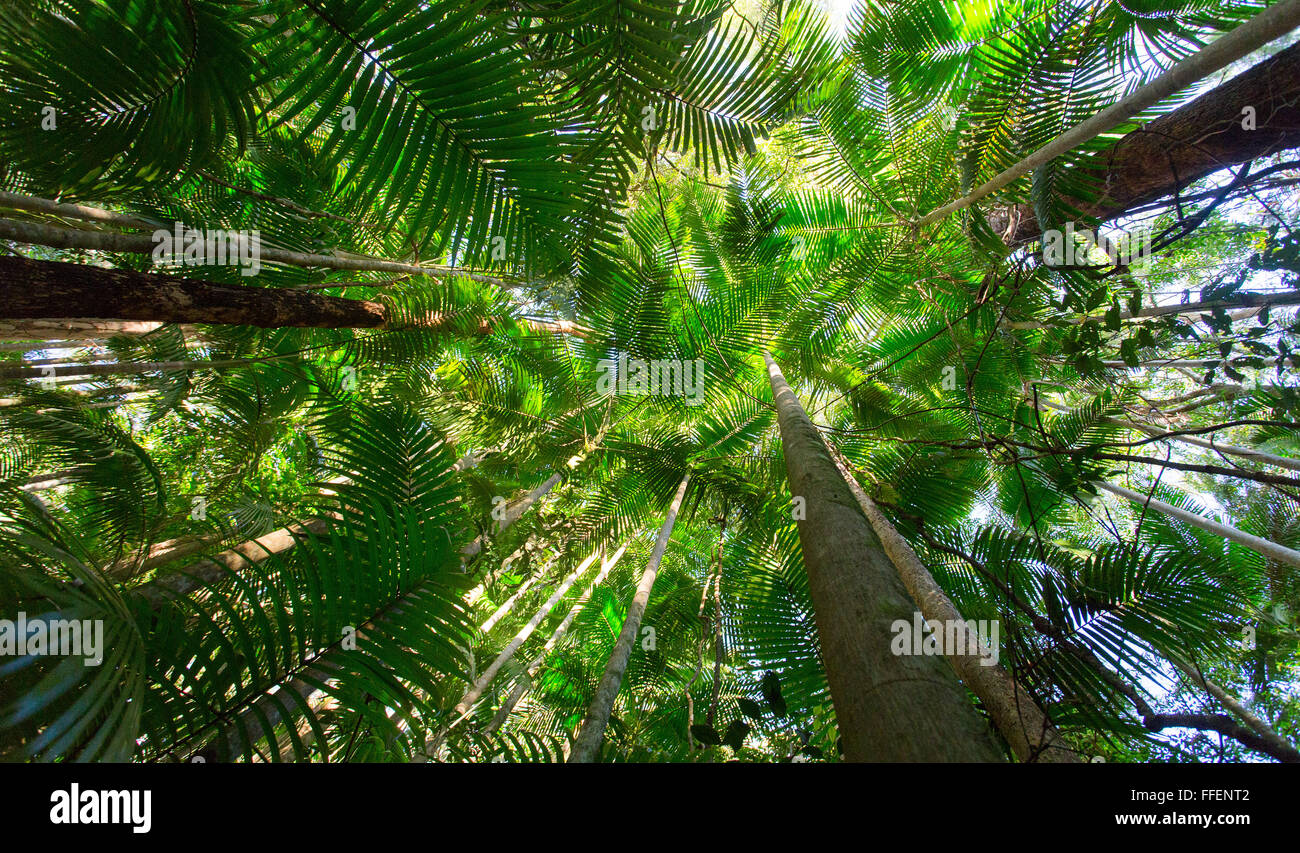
xmin=0 ymin=256 xmax=585 ymax=336
xmin=460 ymin=473 xmax=563 ymax=563
xmin=1097 ymin=481 xmax=1300 ymax=570
xmin=478 ymin=574 xmax=540 ymax=633
xmin=1005 ymin=291 xmax=1300 ymax=330
xmin=763 ymin=351 xmax=1003 ymax=762
xmin=568 ymin=472 xmax=692 ymax=763
xmin=1111 ymin=421 xmax=1300 ymax=473
xmin=135 ymin=518 xmax=333 ymax=609
xmin=0 ymin=202 xmax=501 ymax=284
xmin=826 ymin=443 xmax=1081 ymax=763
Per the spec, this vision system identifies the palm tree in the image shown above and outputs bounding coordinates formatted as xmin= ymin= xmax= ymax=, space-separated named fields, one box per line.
xmin=2 ymin=0 xmax=1299 ymax=764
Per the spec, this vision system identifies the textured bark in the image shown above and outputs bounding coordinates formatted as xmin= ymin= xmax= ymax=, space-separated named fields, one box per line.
xmin=0 ymin=211 xmax=503 ymax=284
xmin=990 ymin=39 xmax=1300 ymax=245
xmin=0 ymin=256 xmax=387 ymax=329
xmin=106 ymin=533 xmax=222 ymax=579
xmin=568 ymin=472 xmax=691 ymax=763
xmin=764 ymin=351 xmax=1003 ymax=762
xmin=828 ymin=445 xmax=1081 ymax=763
xmin=1142 ymin=713 xmax=1300 ymax=761
xmin=0 ymin=320 xmax=162 ymax=341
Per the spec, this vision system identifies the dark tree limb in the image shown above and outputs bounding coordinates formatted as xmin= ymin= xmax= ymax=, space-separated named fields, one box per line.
xmin=989 ymin=40 xmax=1300 ymax=245
xmin=0 ymin=256 xmax=387 ymax=329
xmin=1143 ymin=713 xmax=1300 ymax=764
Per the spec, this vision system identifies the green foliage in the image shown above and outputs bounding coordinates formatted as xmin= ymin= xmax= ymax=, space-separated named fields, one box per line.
xmin=1 ymin=0 xmax=1297 ymax=763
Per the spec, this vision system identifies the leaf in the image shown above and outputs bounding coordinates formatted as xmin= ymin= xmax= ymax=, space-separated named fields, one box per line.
xmin=737 ymin=697 xmax=765 ymax=719
xmin=722 ymin=719 xmax=750 ymax=751
xmin=1119 ymin=338 xmax=1139 ymax=368
xmin=691 ymin=724 xmax=723 ymax=746
xmin=761 ymin=670 xmax=787 ymax=716
xmin=1104 ymin=301 xmax=1121 ymax=331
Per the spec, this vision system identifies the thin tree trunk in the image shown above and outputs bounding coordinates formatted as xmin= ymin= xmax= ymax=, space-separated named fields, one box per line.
xmin=568 ymin=472 xmax=692 ymax=763
xmin=1036 ymin=399 xmax=1300 ymax=473
xmin=0 ymin=357 xmax=261 ymax=381
xmin=1089 ymin=453 xmax=1300 ymax=490
xmin=426 ymin=551 xmax=602 ymax=756
xmin=0 ymin=214 xmax=504 ymax=284
xmin=461 ymin=424 xmax=607 ymax=567
xmin=137 ymin=442 xmax=492 ymax=605
xmin=107 ymin=533 xmax=222 ymax=579
xmin=0 ymin=320 xmax=162 ymax=340
xmin=134 ymin=518 xmax=333 ymax=609
xmin=706 ymin=571 xmax=724 ymax=730
xmin=1006 ymin=292 xmax=1300 ymax=330
xmin=1113 ymin=422 xmax=1300 ymax=473
xmin=460 ymin=473 xmax=563 ymax=564
xmin=827 ymin=444 xmax=1081 ymax=762
xmin=478 ymin=574 xmax=540 ymax=633
xmin=485 ymin=543 xmax=628 ymax=735
xmin=763 ymin=351 xmax=1003 ymax=762
xmin=1097 ymin=481 xmax=1300 ymax=570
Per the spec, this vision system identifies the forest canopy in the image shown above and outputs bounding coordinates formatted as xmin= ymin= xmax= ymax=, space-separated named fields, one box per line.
xmin=0 ymin=0 xmax=1298 ymax=764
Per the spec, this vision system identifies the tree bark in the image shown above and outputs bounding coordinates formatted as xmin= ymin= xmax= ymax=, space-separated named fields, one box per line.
xmin=1170 ymin=657 xmax=1300 ymax=762
xmin=134 ymin=518 xmax=333 ymax=609
xmin=763 ymin=351 xmax=1003 ymax=762
xmin=568 ymin=472 xmax=691 ymax=763
xmin=0 ymin=320 xmax=163 ymax=341
xmin=0 ymin=211 xmax=503 ymax=284
xmin=1036 ymin=398 xmax=1300 ymax=473
xmin=1004 ymin=291 xmax=1300 ymax=330
xmin=989 ymin=38 xmax=1300 ymax=244
xmin=0 ymin=256 xmax=387 ymax=329
xmin=826 ymin=443 xmax=1081 ymax=762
